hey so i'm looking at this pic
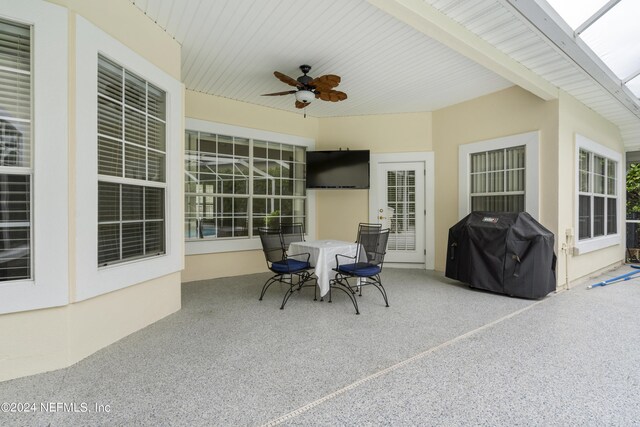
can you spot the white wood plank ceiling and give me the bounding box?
[130,0,640,149]
[130,0,512,117]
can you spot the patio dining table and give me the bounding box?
[288,239,363,297]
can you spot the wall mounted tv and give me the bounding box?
[305,150,370,189]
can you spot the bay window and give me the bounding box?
[75,16,182,301]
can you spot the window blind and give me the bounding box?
[0,19,31,282]
[97,55,166,266]
[470,146,525,213]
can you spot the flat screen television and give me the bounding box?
[305,150,370,189]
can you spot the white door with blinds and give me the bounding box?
[375,162,426,264]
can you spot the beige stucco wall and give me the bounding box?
[432,86,560,272]
[1,273,180,381]
[0,0,182,382]
[315,113,432,240]
[557,90,625,284]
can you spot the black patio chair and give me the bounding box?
[355,223,382,251]
[280,222,305,252]
[329,227,390,314]
[257,227,316,309]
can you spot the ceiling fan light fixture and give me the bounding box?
[295,90,314,104]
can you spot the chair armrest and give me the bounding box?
[286,252,310,263]
[335,253,356,268]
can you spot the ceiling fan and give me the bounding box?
[261,64,347,109]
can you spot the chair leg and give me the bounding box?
[329,284,360,314]
[259,276,279,301]
[280,285,295,309]
[349,275,389,308]
[281,273,301,309]
[370,275,389,307]
[329,276,360,314]
[280,271,317,309]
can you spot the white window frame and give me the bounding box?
[574,134,622,255]
[458,131,539,220]
[75,16,183,302]
[0,0,68,314]
[185,118,315,255]
[96,54,167,266]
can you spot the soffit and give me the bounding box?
[423,0,640,149]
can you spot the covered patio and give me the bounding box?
[2,267,639,425]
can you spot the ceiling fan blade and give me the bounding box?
[295,100,308,109]
[310,74,341,89]
[317,91,330,101]
[274,71,302,88]
[261,90,297,96]
[330,90,347,102]
[317,89,347,102]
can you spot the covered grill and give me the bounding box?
[445,212,556,299]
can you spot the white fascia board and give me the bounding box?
[366,0,558,101]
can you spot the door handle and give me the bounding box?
[379,216,386,220]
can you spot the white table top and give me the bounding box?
[289,240,360,297]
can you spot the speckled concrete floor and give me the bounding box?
[1,266,639,426]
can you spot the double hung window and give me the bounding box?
[185,131,306,241]
[0,19,31,282]
[458,131,539,220]
[578,148,617,240]
[97,55,166,266]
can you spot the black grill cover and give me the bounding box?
[445,211,556,299]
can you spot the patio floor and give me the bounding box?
[1,266,639,426]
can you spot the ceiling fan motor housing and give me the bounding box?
[299,64,311,74]
[297,64,313,87]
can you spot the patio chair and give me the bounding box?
[257,227,316,309]
[329,227,390,314]
[280,222,305,252]
[355,222,382,252]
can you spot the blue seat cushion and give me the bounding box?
[337,262,381,277]
[271,259,311,274]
